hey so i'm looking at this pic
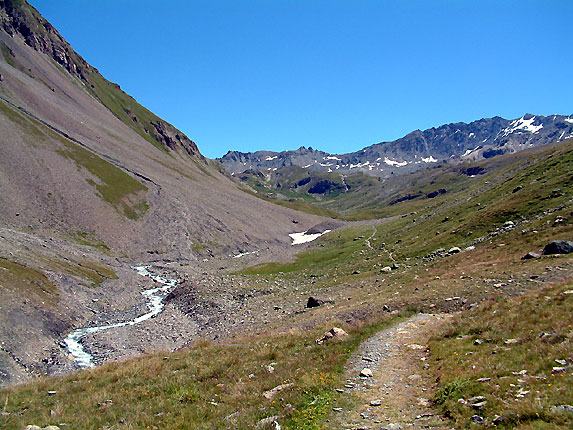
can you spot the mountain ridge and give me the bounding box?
[219,113,573,177]
[0,0,203,158]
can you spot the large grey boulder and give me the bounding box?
[543,240,573,255]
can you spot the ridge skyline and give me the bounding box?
[27,0,573,158]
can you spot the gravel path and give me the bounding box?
[334,313,453,430]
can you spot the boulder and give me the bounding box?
[543,240,573,255]
[521,252,540,260]
[359,368,373,377]
[256,416,281,429]
[306,296,333,308]
[448,247,461,254]
[316,327,348,344]
[262,383,294,400]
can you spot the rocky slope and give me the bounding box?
[219,114,573,177]
[0,0,325,386]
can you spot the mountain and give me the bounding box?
[0,0,323,386]
[219,114,573,176]
[0,3,572,427]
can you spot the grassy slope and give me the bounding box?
[0,314,411,430]
[0,141,571,428]
[430,281,572,429]
[0,98,149,220]
[239,140,573,222]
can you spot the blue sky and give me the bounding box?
[30,1,572,158]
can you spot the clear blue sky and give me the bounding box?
[29,0,572,158]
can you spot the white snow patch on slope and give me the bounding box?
[463,146,481,157]
[350,161,370,169]
[324,155,342,161]
[289,230,331,245]
[421,156,437,163]
[502,116,543,136]
[383,157,408,167]
[565,118,573,124]
[265,155,278,161]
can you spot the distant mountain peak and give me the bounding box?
[219,114,573,176]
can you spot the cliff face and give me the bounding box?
[0,0,90,79]
[0,0,203,158]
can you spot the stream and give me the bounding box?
[64,265,178,368]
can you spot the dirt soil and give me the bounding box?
[334,313,454,430]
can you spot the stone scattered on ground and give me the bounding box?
[25,427,60,430]
[256,415,281,429]
[551,404,573,414]
[359,368,373,377]
[306,296,333,308]
[369,399,382,406]
[381,424,403,430]
[262,383,293,400]
[521,252,541,260]
[543,240,573,255]
[316,327,348,344]
[471,400,488,409]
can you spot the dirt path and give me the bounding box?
[334,313,453,430]
[364,226,377,250]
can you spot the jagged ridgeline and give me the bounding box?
[219,114,573,177]
[0,0,202,156]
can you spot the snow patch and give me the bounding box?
[502,116,543,136]
[289,230,331,245]
[233,250,258,258]
[324,155,341,161]
[383,157,408,167]
[421,156,437,163]
[349,161,370,169]
[462,146,481,157]
[265,155,278,161]
[564,118,573,124]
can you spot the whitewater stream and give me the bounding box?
[64,265,178,368]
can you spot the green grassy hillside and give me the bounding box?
[1,137,570,430]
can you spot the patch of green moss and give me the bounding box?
[69,231,110,252]
[0,257,57,304]
[48,257,118,288]
[57,139,148,219]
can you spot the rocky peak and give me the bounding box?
[219,114,573,176]
[0,0,90,80]
[0,0,203,160]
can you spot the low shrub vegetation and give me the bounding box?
[429,281,573,428]
[0,314,406,429]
